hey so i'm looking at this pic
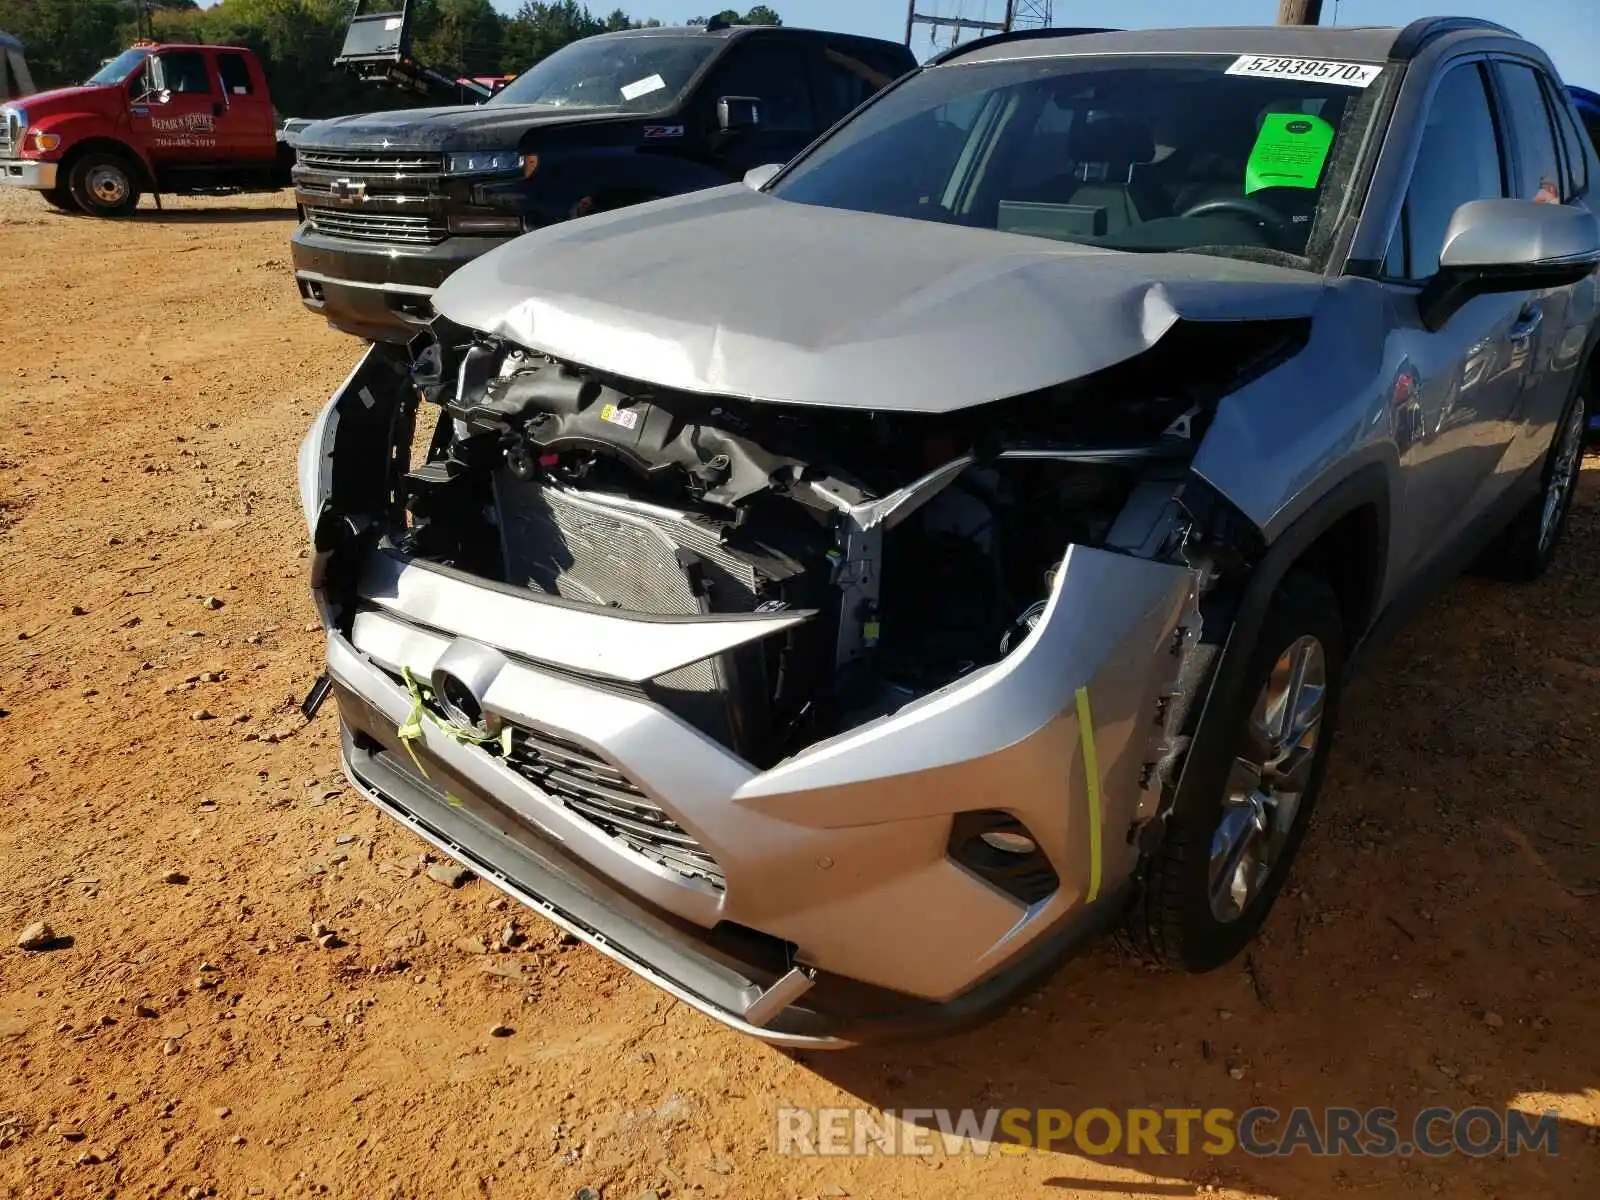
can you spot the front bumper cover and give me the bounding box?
[1,159,58,189]
[305,348,1201,1043]
[290,223,510,343]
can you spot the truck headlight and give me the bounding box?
[443,150,528,176]
[30,132,61,153]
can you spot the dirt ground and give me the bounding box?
[0,187,1597,1200]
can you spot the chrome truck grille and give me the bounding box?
[492,474,766,750]
[0,110,17,158]
[504,724,725,890]
[305,207,447,245]
[296,149,443,177]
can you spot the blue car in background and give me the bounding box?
[1573,85,1600,141]
[1571,86,1600,433]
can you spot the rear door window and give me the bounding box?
[816,43,897,127]
[1494,61,1564,204]
[218,52,253,97]
[1542,78,1590,198]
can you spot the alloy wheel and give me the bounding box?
[1208,634,1327,923]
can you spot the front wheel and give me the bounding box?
[67,152,142,218]
[1131,570,1346,971]
[42,182,80,213]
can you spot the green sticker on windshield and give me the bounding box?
[1245,113,1335,195]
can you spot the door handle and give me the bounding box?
[1510,302,1543,342]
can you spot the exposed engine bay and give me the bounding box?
[381,317,1299,767]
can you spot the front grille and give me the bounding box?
[494,477,761,617]
[298,180,431,206]
[367,657,726,891]
[297,148,443,177]
[305,207,447,245]
[504,724,726,892]
[492,476,765,750]
[0,111,16,158]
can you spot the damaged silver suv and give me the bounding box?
[299,20,1600,1046]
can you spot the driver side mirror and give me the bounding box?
[1419,198,1600,331]
[717,96,762,133]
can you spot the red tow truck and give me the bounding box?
[0,41,295,216]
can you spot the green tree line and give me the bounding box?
[0,0,781,118]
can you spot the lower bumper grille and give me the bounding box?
[369,659,725,891]
[504,725,725,891]
[305,206,447,245]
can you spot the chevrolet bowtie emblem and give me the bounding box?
[329,178,367,201]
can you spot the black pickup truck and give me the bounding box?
[289,22,917,342]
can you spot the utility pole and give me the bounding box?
[904,0,1053,48]
[1276,0,1324,24]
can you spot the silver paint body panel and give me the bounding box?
[331,545,1194,1004]
[307,22,1600,1042]
[433,184,1325,413]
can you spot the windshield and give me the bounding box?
[489,35,718,111]
[88,48,148,87]
[771,53,1394,266]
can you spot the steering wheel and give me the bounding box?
[1178,196,1295,250]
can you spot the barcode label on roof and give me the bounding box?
[1226,56,1383,88]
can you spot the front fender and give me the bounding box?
[33,116,155,183]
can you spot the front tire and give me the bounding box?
[67,152,142,218]
[42,182,80,213]
[1474,378,1589,583]
[1131,570,1346,972]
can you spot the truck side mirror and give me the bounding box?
[717,96,762,133]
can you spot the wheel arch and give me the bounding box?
[1158,464,1389,831]
[60,137,155,192]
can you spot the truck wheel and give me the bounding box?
[42,182,81,213]
[1130,570,1346,972]
[1473,377,1589,583]
[67,152,142,218]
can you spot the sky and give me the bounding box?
[193,0,1599,88]
[528,0,1600,87]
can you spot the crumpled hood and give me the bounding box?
[434,184,1330,413]
[299,103,626,152]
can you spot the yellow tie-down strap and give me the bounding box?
[1074,686,1104,903]
[396,665,511,789]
